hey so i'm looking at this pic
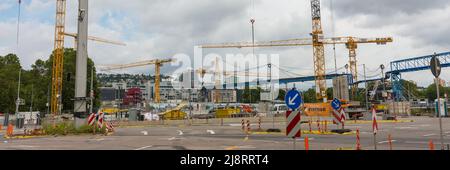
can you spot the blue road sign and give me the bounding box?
[331,98,342,110]
[285,89,302,110]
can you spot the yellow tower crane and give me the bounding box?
[62,32,126,48]
[51,0,66,115]
[201,36,392,96]
[200,0,392,101]
[98,59,174,103]
[51,0,126,115]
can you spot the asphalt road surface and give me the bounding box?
[0,116,449,150]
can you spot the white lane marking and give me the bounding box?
[423,133,436,137]
[141,131,148,135]
[285,138,315,141]
[378,140,397,144]
[206,130,215,135]
[229,124,242,127]
[238,145,256,149]
[395,127,417,129]
[445,131,450,134]
[168,137,185,141]
[177,130,183,135]
[13,145,38,148]
[134,145,153,150]
[405,141,429,144]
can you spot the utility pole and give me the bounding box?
[29,84,34,113]
[436,77,444,150]
[15,69,22,126]
[89,65,94,114]
[363,64,369,111]
[74,0,89,128]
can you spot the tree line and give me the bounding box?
[0,48,100,115]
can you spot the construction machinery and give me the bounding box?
[50,0,126,115]
[51,0,66,115]
[201,0,392,101]
[99,59,174,103]
[159,102,188,120]
[62,32,126,48]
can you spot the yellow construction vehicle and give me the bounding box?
[159,102,188,120]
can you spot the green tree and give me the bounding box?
[303,88,318,103]
[425,83,450,101]
[0,54,22,113]
[276,89,286,101]
[0,49,100,114]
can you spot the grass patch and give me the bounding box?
[42,122,106,136]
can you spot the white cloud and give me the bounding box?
[0,0,448,88]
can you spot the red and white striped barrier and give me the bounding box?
[105,122,115,132]
[286,110,301,138]
[87,113,96,126]
[356,128,361,150]
[97,112,104,129]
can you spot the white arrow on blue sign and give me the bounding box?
[331,98,342,110]
[285,89,302,110]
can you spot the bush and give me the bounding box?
[43,122,106,135]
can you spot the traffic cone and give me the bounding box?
[356,128,361,150]
[305,136,309,151]
[7,124,13,137]
[429,140,435,150]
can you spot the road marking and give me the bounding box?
[168,137,185,141]
[134,145,153,150]
[378,140,396,144]
[229,124,241,127]
[225,146,238,150]
[396,127,417,129]
[423,133,436,137]
[405,141,429,144]
[141,131,148,135]
[445,131,450,134]
[284,138,315,141]
[224,145,256,150]
[177,130,183,135]
[206,130,215,135]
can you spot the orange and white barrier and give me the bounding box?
[356,128,361,150]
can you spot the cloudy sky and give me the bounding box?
[0,0,449,89]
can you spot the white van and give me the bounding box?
[272,104,288,116]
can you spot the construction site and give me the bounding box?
[0,0,450,153]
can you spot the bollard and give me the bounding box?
[241,119,245,131]
[258,117,262,130]
[388,134,393,150]
[247,120,251,133]
[356,128,361,150]
[305,136,309,151]
[324,120,327,132]
[429,140,435,150]
[0,125,2,130]
[317,120,321,133]
[308,120,312,133]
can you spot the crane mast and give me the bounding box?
[51,0,66,115]
[310,0,327,101]
[99,59,174,103]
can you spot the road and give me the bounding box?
[0,116,449,150]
